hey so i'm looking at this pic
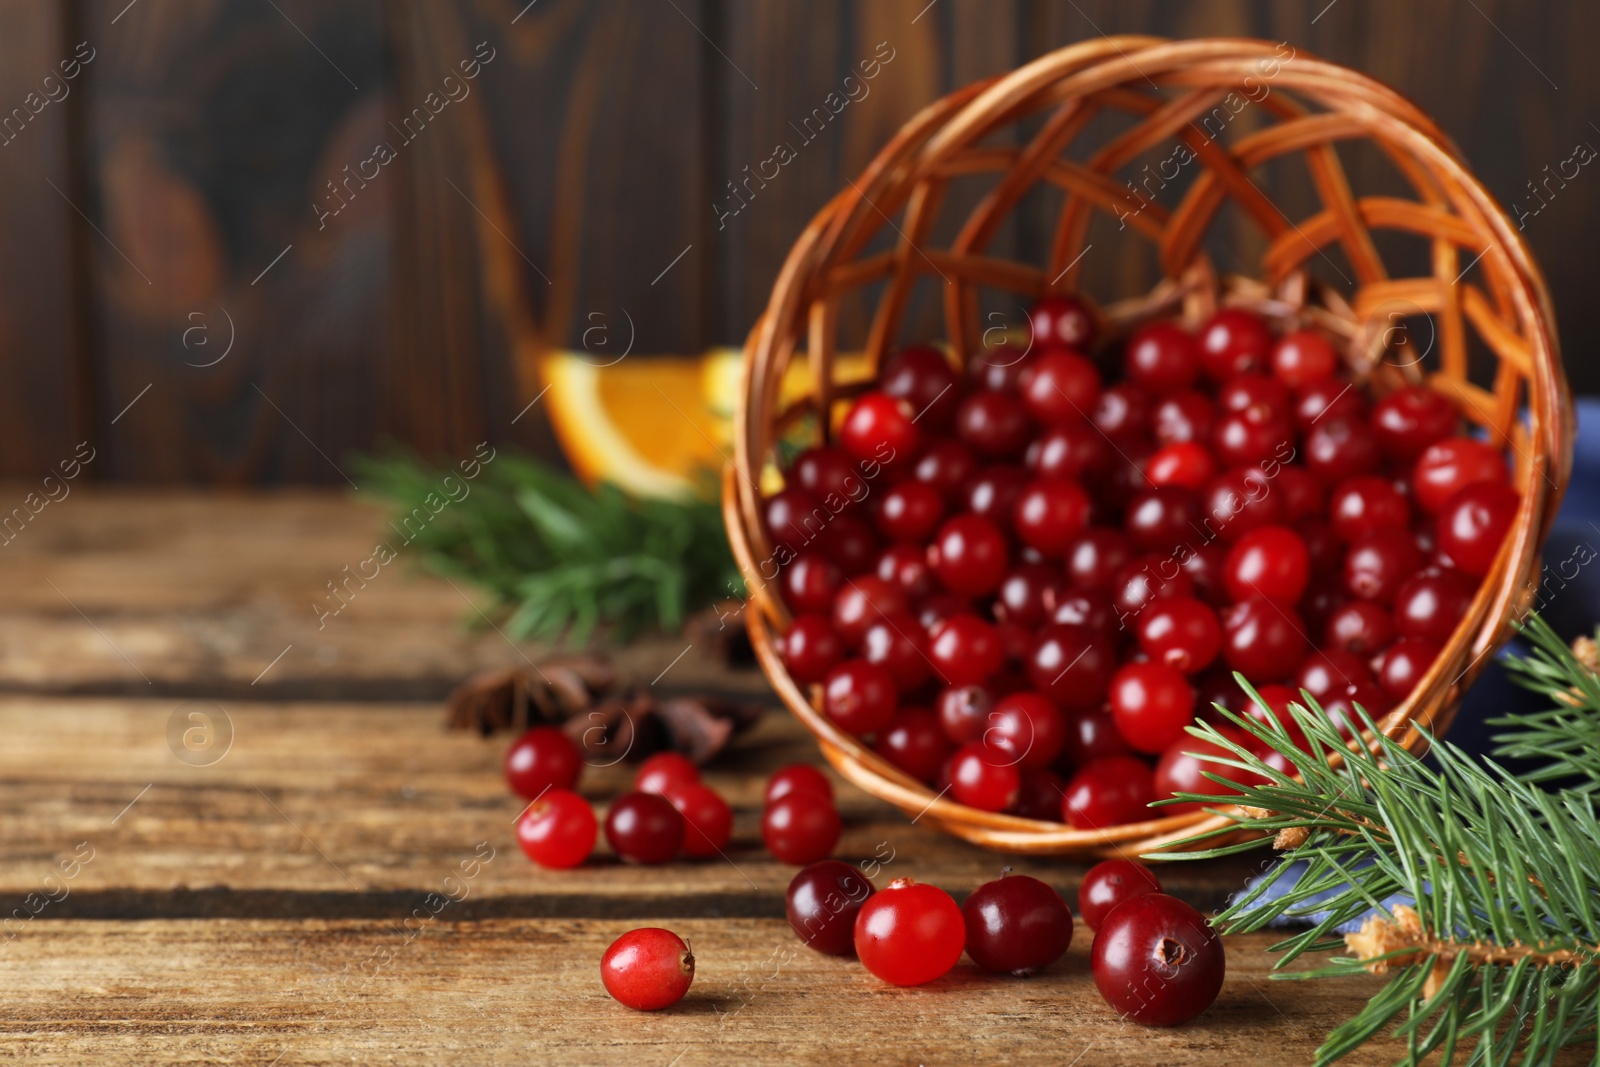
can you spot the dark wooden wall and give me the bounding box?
[0,0,1593,483]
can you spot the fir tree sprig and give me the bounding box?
[1158,653,1600,1067]
[352,449,742,644]
[1494,613,1600,791]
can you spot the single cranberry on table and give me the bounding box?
[984,692,1066,770]
[600,927,695,1011]
[1435,481,1519,576]
[1091,893,1225,1026]
[839,390,919,465]
[1220,597,1307,681]
[1372,385,1457,460]
[1137,596,1222,674]
[665,782,733,859]
[854,877,966,986]
[963,872,1075,975]
[1030,294,1097,349]
[1109,661,1196,754]
[929,514,1009,596]
[831,575,907,644]
[781,614,845,685]
[1125,321,1200,394]
[949,741,1022,812]
[1028,624,1117,712]
[1222,525,1310,604]
[1078,858,1163,930]
[1154,726,1263,815]
[874,708,953,783]
[1019,347,1103,424]
[504,726,582,799]
[634,751,699,795]
[1063,755,1156,829]
[604,792,684,865]
[515,789,596,870]
[762,790,841,865]
[1392,568,1476,643]
[1343,527,1424,604]
[822,660,898,736]
[879,345,960,431]
[861,611,932,693]
[765,764,834,805]
[1270,329,1337,390]
[1013,478,1091,554]
[786,860,876,956]
[1411,436,1507,514]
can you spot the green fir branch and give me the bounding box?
[352,448,742,644]
[1160,653,1600,1067]
[1494,614,1600,791]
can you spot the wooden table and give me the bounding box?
[0,489,1407,1065]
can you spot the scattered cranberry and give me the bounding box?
[765,764,834,805]
[634,751,699,796]
[664,783,733,859]
[963,871,1074,975]
[1078,858,1162,930]
[786,859,875,956]
[854,877,966,986]
[504,726,582,800]
[1063,755,1156,828]
[1091,893,1224,1025]
[604,792,684,865]
[762,791,841,865]
[515,789,596,869]
[600,927,695,1011]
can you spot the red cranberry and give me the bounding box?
[1295,649,1374,704]
[1324,600,1395,656]
[634,751,699,795]
[1062,755,1155,828]
[1124,486,1202,553]
[1152,390,1215,445]
[949,741,1022,811]
[874,707,953,782]
[964,464,1030,534]
[1300,572,1348,632]
[957,389,1033,459]
[879,345,960,431]
[505,726,583,800]
[1012,767,1068,820]
[1343,528,1424,604]
[516,789,596,869]
[1217,372,1290,416]
[1059,705,1134,768]
[766,764,834,805]
[1411,436,1507,514]
[1109,661,1196,754]
[792,446,865,506]
[1392,568,1475,643]
[1435,481,1519,576]
[820,511,880,573]
[1328,475,1410,542]
[1304,417,1381,483]
[765,486,824,554]
[786,860,875,956]
[917,593,971,631]
[1146,442,1216,491]
[1293,377,1366,429]
[929,515,1009,596]
[1276,465,1325,521]
[1197,308,1272,379]
[875,542,936,599]
[840,391,919,466]
[963,872,1074,975]
[1078,858,1162,930]
[1222,525,1310,604]
[1028,420,1108,480]
[1097,437,1156,513]
[783,552,842,613]
[913,440,979,501]
[762,791,841,865]
[928,613,1003,687]
[1111,554,1194,622]
[1030,295,1096,348]
[601,927,695,1010]
[970,345,1036,392]
[873,481,944,543]
[1178,543,1230,606]
[1220,597,1307,680]
[996,563,1064,628]
[1027,624,1117,712]
[1091,893,1224,1025]
[605,793,684,865]
[823,660,898,735]
[1051,587,1118,635]
[831,576,906,644]
[1270,329,1338,390]
[665,782,733,859]
[861,612,932,692]
[1297,517,1343,572]
[985,692,1066,770]
[1212,404,1294,468]
[1375,637,1441,698]
[1092,383,1152,440]
[1125,322,1200,394]
[1014,479,1091,553]
[1137,596,1221,673]
[854,877,965,986]
[1372,385,1456,461]
[782,614,845,684]
[936,684,994,745]
[1019,347,1102,424]
[1064,528,1135,590]
[1155,726,1262,814]
[1201,466,1284,542]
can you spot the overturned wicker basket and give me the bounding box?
[724,37,1571,857]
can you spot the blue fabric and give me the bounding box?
[1247,399,1600,928]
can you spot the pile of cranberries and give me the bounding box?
[771,296,1517,826]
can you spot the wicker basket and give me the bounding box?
[723,37,1572,857]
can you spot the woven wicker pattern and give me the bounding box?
[724,37,1572,856]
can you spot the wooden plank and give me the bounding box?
[0,697,1257,917]
[0,920,1418,1066]
[0,1,89,477]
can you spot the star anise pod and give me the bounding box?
[444,655,616,736]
